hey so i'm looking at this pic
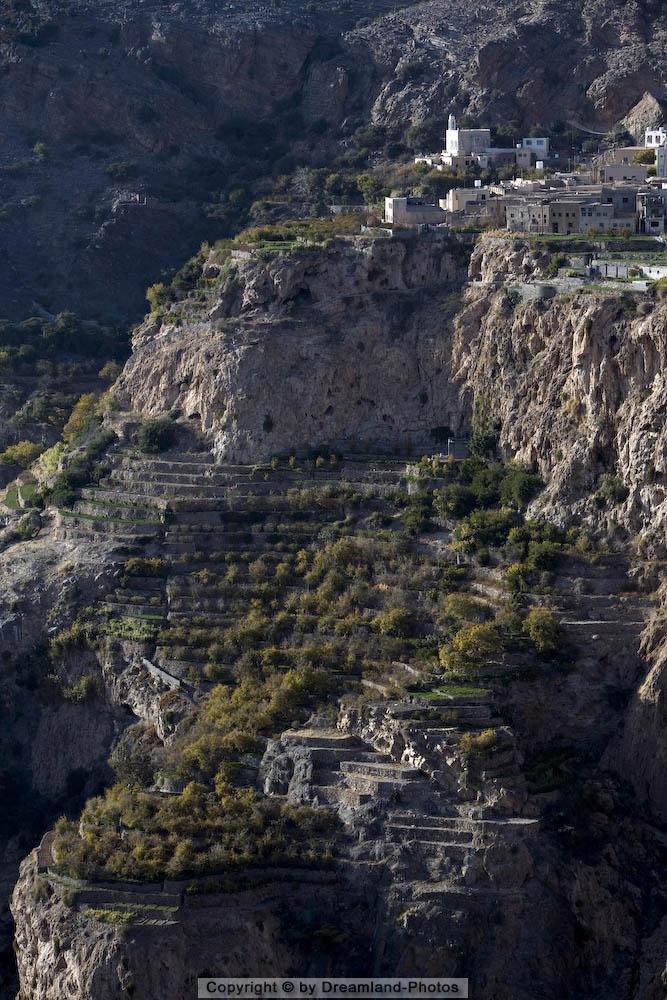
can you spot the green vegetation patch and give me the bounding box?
[83,907,135,925]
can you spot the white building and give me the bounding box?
[445,114,491,157]
[521,137,550,156]
[384,196,446,226]
[657,146,667,177]
[645,127,667,148]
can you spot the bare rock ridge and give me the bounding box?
[455,238,667,548]
[114,233,471,460]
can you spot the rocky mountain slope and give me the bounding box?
[116,232,667,546]
[3,231,667,998]
[350,0,667,131]
[113,232,471,459]
[112,227,667,828]
[2,0,667,323]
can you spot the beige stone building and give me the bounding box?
[384,197,446,226]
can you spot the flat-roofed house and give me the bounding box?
[384,196,446,226]
[602,163,647,184]
[548,200,582,234]
[579,203,616,232]
[521,137,550,156]
[645,127,667,148]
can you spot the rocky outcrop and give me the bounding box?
[114,233,471,461]
[620,92,666,143]
[452,237,667,548]
[115,232,667,546]
[348,0,667,130]
[12,852,377,1000]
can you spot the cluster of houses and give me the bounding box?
[415,114,551,173]
[388,119,667,236]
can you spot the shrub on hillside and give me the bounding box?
[459,728,498,756]
[439,621,502,672]
[433,484,476,518]
[402,494,432,535]
[498,465,542,507]
[63,394,100,443]
[136,418,174,454]
[455,508,522,554]
[594,473,629,507]
[522,607,561,655]
[0,440,44,468]
[99,361,122,381]
[372,607,415,638]
[435,462,541,517]
[146,282,172,314]
[125,557,167,578]
[441,593,488,625]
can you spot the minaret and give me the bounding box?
[445,112,458,155]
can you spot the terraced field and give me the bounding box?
[43,441,656,973]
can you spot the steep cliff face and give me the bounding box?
[12,854,369,1000]
[115,231,667,546]
[348,0,667,129]
[0,518,177,993]
[114,234,471,460]
[454,239,667,547]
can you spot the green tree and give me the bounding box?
[0,440,44,468]
[523,607,561,654]
[357,173,386,205]
[136,418,174,454]
[63,394,99,443]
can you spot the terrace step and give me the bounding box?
[340,761,422,781]
[306,748,384,766]
[56,518,162,540]
[80,488,168,511]
[412,694,492,706]
[72,885,182,909]
[404,724,463,738]
[387,824,481,846]
[75,501,163,521]
[311,785,342,806]
[402,841,477,860]
[309,767,343,787]
[101,603,166,618]
[119,451,216,466]
[387,813,540,838]
[281,730,362,750]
